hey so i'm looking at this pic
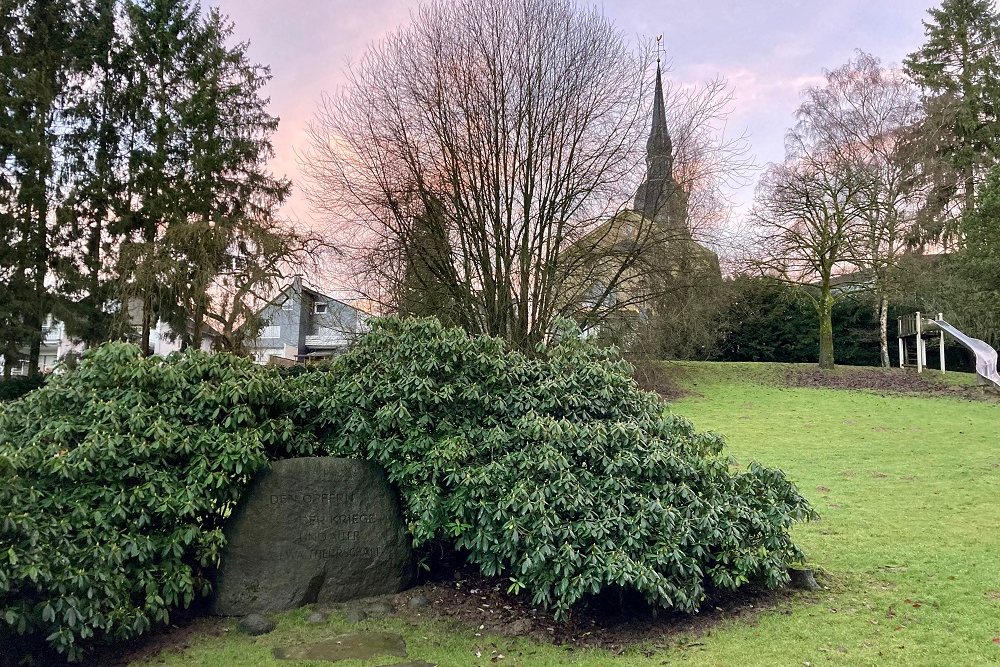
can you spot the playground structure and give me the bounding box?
[898,312,1000,388]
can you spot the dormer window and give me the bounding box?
[314,302,328,314]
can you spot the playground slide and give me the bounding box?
[931,319,1000,389]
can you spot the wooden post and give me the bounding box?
[897,316,904,367]
[939,312,946,374]
[916,312,923,373]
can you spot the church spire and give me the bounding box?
[633,53,676,223]
[647,62,672,161]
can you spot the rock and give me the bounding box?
[506,619,532,636]
[366,601,394,617]
[272,632,407,661]
[788,567,820,591]
[213,458,413,616]
[306,611,328,624]
[408,594,429,610]
[238,614,277,636]
[342,608,368,624]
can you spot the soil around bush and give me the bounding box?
[87,607,226,666]
[391,569,804,653]
[86,568,814,665]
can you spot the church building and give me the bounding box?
[567,58,722,348]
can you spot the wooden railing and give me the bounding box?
[898,313,919,338]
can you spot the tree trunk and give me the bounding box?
[818,283,835,370]
[27,338,41,377]
[141,294,152,356]
[878,294,890,368]
[29,169,48,377]
[964,166,976,226]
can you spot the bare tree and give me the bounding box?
[302,0,666,349]
[748,135,866,369]
[796,52,923,367]
[665,75,755,241]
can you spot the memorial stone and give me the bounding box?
[213,457,413,615]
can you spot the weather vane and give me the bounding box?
[656,34,663,64]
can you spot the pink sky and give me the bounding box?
[213,0,936,288]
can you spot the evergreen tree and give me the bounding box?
[953,165,1000,340]
[120,1,293,352]
[904,0,1000,245]
[59,0,132,346]
[0,0,90,375]
[117,0,204,353]
[160,8,292,349]
[0,5,28,376]
[1,0,296,364]
[398,198,461,326]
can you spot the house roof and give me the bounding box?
[262,278,367,315]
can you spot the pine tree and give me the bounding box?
[156,7,292,349]
[904,0,1000,244]
[59,0,132,346]
[0,0,91,375]
[398,198,461,326]
[956,166,1000,334]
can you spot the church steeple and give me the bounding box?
[633,59,677,224]
[646,62,672,167]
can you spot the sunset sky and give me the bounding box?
[212,0,938,241]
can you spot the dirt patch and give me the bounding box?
[88,570,815,664]
[89,611,225,667]
[631,360,693,402]
[785,367,999,401]
[389,569,808,653]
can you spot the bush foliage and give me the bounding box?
[0,344,314,661]
[296,318,816,618]
[0,375,45,403]
[1,320,815,660]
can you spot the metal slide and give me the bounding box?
[927,319,1000,388]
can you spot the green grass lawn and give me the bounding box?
[131,363,1000,667]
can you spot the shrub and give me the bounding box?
[0,344,314,661]
[714,276,819,363]
[295,317,816,619]
[0,375,45,403]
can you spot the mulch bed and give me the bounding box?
[785,366,999,401]
[88,607,226,666]
[398,570,806,654]
[86,569,814,665]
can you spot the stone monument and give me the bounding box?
[213,457,413,616]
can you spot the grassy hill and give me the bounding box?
[124,363,999,667]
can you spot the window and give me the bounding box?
[261,325,280,339]
[281,298,293,311]
[314,302,328,314]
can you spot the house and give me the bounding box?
[243,278,368,364]
[0,315,83,376]
[122,299,219,356]
[0,304,219,377]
